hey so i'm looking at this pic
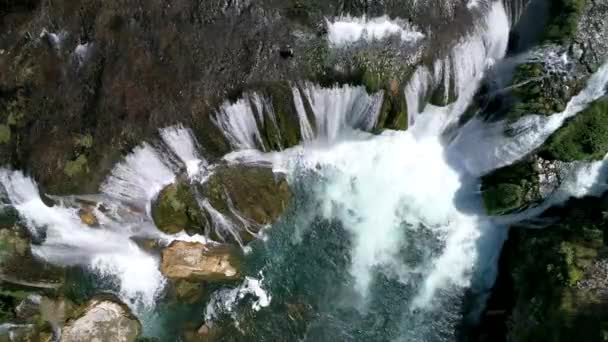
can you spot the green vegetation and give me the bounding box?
[481,159,540,215]
[543,0,587,43]
[540,98,608,162]
[152,181,204,235]
[64,155,89,178]
[0,125,11,144]
[75,134,94,149]
[503,195,608,341]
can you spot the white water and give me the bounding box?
[299,83,384,142]
[160,125,206,179]
[212,95,266,151]
[0,128,216,311]
[0,170,165,309]
[405,0,510,126]
[100,143,175,209]
[450,61,608,176]
[326,16,424,46]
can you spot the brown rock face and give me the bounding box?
[160,241,241,281]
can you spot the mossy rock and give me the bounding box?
[540,98,608,162]
[375,81,408,131]
[497,194,608,341]
[0,227,65,289]
[506,61,585,121]
[481,159,540,215]
[152,181,205,235]
[202,165,292,228]
[543,0,587,43]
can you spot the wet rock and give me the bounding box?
[202,165,291,233]
[77,206,99,227]
[152,181,206,235]
[160,241,242,281]
[60,297,141,342]
[539,98,608,162]
[0,227,64,289]
[481,158,541,215]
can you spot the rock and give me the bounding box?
[202,165,292,242]
[481,158,541,215]
[0,227,64,289]
[78,207,99,227]
[152,181,205,235]
[60,297,141,342]
[160,241,242,281]
[539,98,608,162]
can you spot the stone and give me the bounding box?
[60,297,141,342]
[201,165,292,242]
[152,181,205,235]
[78,207,99,227]
[160,241,241,281]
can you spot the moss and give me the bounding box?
[0,124,11,144]
[540,98,608,162]
[493,193,608,341]
[481,159,540,215]
[64,155,89,178]
[265,82,302,148]
[506,62,583,122]
[74,134,94,149]
[152,182,204,235]
[543,0,587,43]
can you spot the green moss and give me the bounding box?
[543,0,587,43]
[540,98,608,162]
[0,124,11,144]
[75,134,94,149]
[481,159,539,215]
[152,182,204,235]
[64,155,89,178]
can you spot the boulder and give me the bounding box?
[60,297,141,342]
[160,241,241,281]
[202,165,292,238]
[151,181,205,235]
[481,158,541,216]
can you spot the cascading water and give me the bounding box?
[2,0,608,340]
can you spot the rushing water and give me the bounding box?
[1,1,608,341]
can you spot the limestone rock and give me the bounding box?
[60,298,141,342]
[160,241,241,281]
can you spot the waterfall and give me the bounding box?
[299,83,384,142]
[291,87,315,141]
[0,170,166,309]
[100,143,175,210]
[449,61,608,176]
[212,95,266,151]
[159,125,206,179]
[405,0,510,126]
[326,16,424,46]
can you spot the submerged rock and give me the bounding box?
[60,297,141,342]
[160,241,242,281]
